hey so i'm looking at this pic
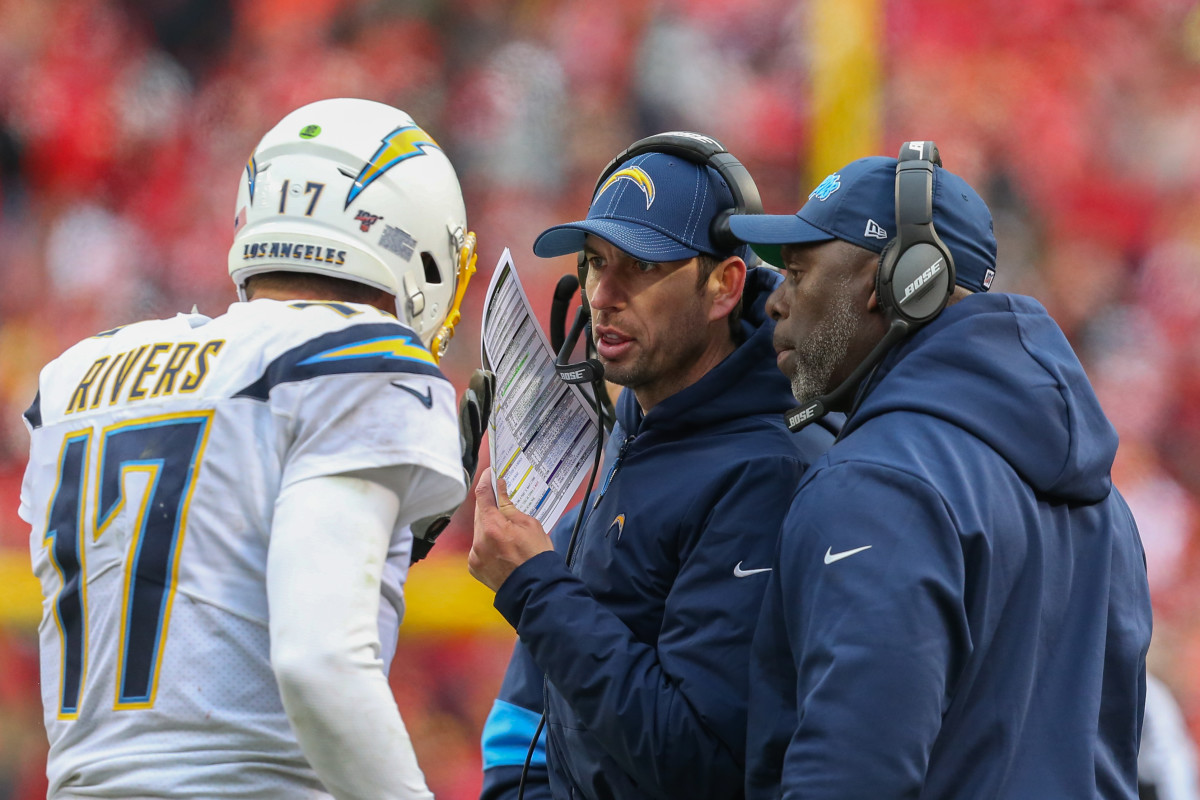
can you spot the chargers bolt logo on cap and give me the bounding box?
[597,166,656,209]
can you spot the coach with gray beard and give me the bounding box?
[731,144,1152,799]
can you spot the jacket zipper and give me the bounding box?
[558,433,633,795]
[593,433,634,508]
[566,433,634,572]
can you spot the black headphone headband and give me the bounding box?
[591,131,764,254]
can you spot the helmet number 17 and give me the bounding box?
[278,180,326,217]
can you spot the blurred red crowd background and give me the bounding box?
[2,0,1200,797]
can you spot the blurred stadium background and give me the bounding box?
[2,0,1200,796]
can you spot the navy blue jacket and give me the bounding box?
[480,268,836,800]
[747,293,1153,799]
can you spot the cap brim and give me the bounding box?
[533,219,700,262]
[728,213,836,268]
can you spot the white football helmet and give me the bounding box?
[228,98,477,359]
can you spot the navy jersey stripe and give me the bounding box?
[234,323,446,401]
[24,390,43,429]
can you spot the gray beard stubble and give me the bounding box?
[790,277,858,404]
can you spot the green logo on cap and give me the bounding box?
[299,125,322,139]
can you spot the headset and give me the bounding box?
[553,131,764,389]
[785,140,956,432]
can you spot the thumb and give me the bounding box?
[495,475,513,508]
[474,467,499,510]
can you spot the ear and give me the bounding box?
[707,256,747,323]
[862,251,883,314]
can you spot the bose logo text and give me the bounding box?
[900,258,944,305]
[663,131,720,148]
[787,405,817,428]
[560,368,587,382]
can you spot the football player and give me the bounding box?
[20,98,486,800]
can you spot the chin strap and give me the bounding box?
[429,230,478,363]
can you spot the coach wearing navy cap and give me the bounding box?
[469,136,835,800]
[733,144,1152,799]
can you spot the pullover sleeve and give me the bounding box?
[479,639,550,800]
[770,463,969,798]
[479,505,587,800]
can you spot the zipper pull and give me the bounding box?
[593,434,633,508]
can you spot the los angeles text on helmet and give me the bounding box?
[241,241,348,265]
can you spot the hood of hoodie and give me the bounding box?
[616,266,799,437]
[845,292,1117,504]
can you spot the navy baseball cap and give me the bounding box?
[533,152,737,262]
[729,156,998,293]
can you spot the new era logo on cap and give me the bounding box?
[864,219,888,240]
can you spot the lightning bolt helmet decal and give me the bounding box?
[245,154,258,203]
[345,125,441,209]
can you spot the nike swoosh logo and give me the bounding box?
[733,561,772,578]
[392,382,433,408]
[824,545,872,565]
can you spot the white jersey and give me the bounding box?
[1139,673,1200,800]
[19,299,465,799]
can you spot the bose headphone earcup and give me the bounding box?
[709,208,737,253]
[878,141,956,327]
[878,240,953,326]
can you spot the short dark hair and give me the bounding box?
[697,255,744,342]
[243,271,394,308]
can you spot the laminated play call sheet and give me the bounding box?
[480,249,599,530]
